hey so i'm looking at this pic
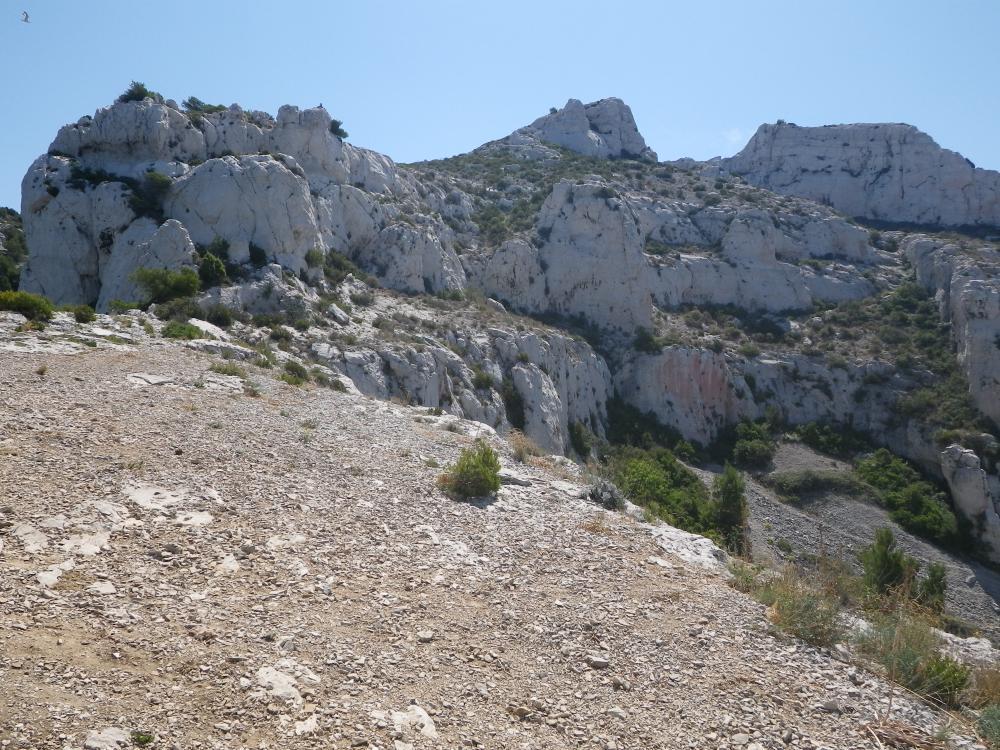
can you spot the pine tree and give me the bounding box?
[714,463,748,555]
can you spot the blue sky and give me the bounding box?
[1,0,998,210]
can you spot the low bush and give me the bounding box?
[437,440,502,498]
[508,430,542,463]
[161,321,202,339]
[133,267,200,305]
[766,469,874,504]
[350,291,375,307]
[202,303,234,328]
[714,464,748,554]
[116,81,163,104]
[329,119,348,139]
[471,367,494,390]
[182,96,226,114]
[500,378,525,429]
[153,296,201,322]
[128,172,172,222]
[64,304,96,323]
[857,611,969,707]
[281,360,310,386]
[210,362,245,378]
[758,571,843,647]
[198,253,228,288]
[860,528,918,594]
[0,290,53,320]
[304,248,324,268]
[796,421,869,458]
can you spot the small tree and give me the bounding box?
[329,119,348,139]
[860,527,918,595]
[714,463,748,555]
[916,562,947,613]
[198,253,228,288]
[133,267,200,305]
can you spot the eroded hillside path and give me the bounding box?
[0,342,972,749]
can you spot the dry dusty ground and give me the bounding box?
[0,314,988,749]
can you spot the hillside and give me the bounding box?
[0,319,987,749]
[3,85,1000,748]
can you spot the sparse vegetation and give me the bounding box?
[437,440,501,498]
[161,321,203,339]
[116,81,163,104]
[757,570,843,647]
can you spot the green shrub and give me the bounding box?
[108,299,140,313]
[116,81,163,104]
[714,464,747,554]
[210,362,245,378]
[979,705,1000,747]
[796,421,869,458]
[133,267,200,304]
[437,440,502,498]
[182,96,226,114]
[324,250,364,285]
[128,172,172,221]
[857,612,969,706]
[766,469,875,504]
[304,248,324,268]
[855,449,959,545]
[733,439,774,469]
[610,446,717,538]
[605,396,683,449]
[281,360,310,385]
[203,303,233,328]
[569,421,593,458]
[471,367,494,390]
[63,304,96,323]
[763,572,843,647]
[634,327,665,353]
[329,119,348,139]
[860,528,918,595]
[349,291,375,307]
[153,296,201,322]
[161,321,202,339]
[198,253,228,288]
[0,290,53,320]
[916,562,947,613]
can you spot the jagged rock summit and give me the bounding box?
[724,121,1000,229]
[499,97,657,161]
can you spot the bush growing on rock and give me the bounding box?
[731,421,776,469]
[134,267,200,305]
[568,420,593,458]
[0,290,53,321]
[128,172,172,222]
[758,570,842,647]
[437,440,501,498]
[63,304,96,323]
[116,81,163,104]
[329,119,348,139]
[161,321,202,339]
[198,253,228,288]
[500,378,525,429]
[182,96,226,114]
[280,360,310,386]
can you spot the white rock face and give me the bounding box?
[354,223,465,294]
[97,219,199,310]
[506,98,657,161]
[533,180,654,330]
[725,122,1000,228]
[940,445,1000,560]
[903,235,1000,424]
[166,155,321,272]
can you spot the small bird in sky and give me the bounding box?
[21,10,30,22]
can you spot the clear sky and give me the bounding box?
[1,0,998,210]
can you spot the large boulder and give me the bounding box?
[940,445,1000,561]
[725,122,1000,228]
[97,219,198,310]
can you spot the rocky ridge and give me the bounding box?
[724,122,1000,229]
[11,89,1000,563]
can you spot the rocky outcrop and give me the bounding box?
[501,98,657,162]
[725,122,1000,228]
[903,235,1000,425]
[940,445,1000,560]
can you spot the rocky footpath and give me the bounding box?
[723,122,1000,229]
[0,320,989,750]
